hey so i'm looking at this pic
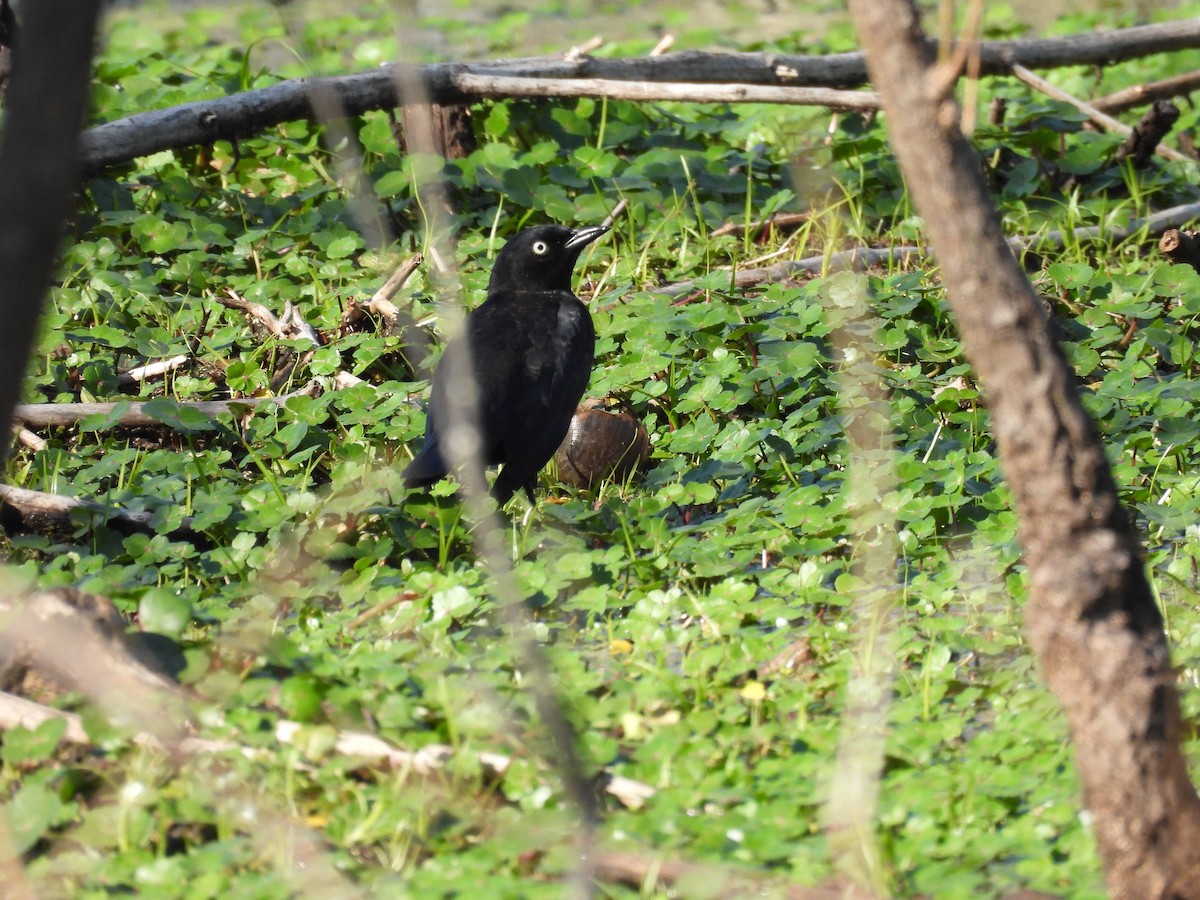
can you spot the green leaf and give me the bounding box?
[138,588,192,637]
[80,401,132,432]
[139,397,217,431]
[1,718,68,765]
[3,780,66,854]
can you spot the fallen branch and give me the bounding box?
[659,245,922,296]
[711,211,809,238]
[12,380,321,429]
[1091,69,1200,115]
[117,354,190,386]
[1012,63,1191,163]
[0,483,202,542]
[341,254,423,336]
[452,73,881,108]
[12,427,44,451]
[1007,198,1200,254]
[219,291,321,345]
[0,691,89,743]
[656,198,1200,297]
[78,21,1200,171]
[0,694,656,809]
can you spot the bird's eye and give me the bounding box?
[531,240,549,256]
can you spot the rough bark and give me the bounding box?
[847,2,1200,897]
[77,20,1200,172]
[0,0,100,463]
[1116,99,1182,168]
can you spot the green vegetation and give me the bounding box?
[4,2,1200,896]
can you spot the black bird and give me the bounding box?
[403,223,610,504]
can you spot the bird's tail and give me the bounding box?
[402,445,447,489]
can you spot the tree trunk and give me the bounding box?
[846,2,1200,897]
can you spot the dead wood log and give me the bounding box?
[77,21,1200,172]
[849,2,1200,896]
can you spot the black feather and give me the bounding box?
[403,223,609,504]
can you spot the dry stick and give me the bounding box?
[711,211,809,238]
[659,197,1200,297]
[1092,69,1200,115]
[451,73,881,109]
[364,253,424,331]
[0,483,201,540]
[12,427,45,451]
[117,354,190,386]
[76,21,1200,172]
[649,34,674,57]
[849,1,1200,895]
[659,245,922,296]
[12,380,321,429]
[1006,198,1200,254]
[601,197,629,229]
[1011,63,1191,163]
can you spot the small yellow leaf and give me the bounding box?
[610,639,634,655]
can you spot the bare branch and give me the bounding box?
[77,21,1200,171]
[1012,63,1191,163]
[0,483,201,541]
[1091,68,1200,114]
[12,381,321,429]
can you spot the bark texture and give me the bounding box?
[0,0,100,462]
[847,2,1200,897]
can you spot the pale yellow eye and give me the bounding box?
[531,240,549,255]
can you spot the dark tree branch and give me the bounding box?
[0,0,101,464]
[78,20,1200,172]
[848,2,1200,896]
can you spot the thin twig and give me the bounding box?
[1011,63,1190,163]
[117,354,190,386]
[1091,69,1200,115]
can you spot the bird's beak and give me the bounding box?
[565,224,611,252]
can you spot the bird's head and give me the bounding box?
[487,223,610,295]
